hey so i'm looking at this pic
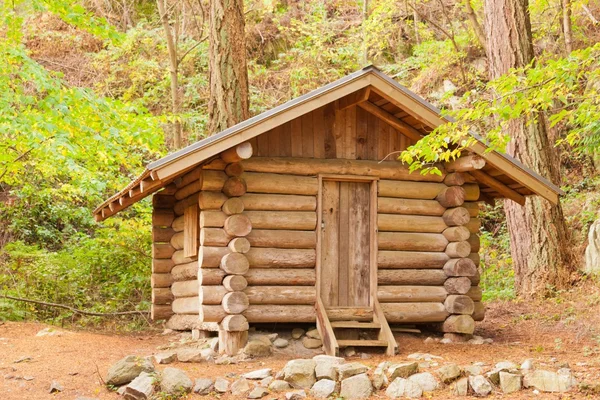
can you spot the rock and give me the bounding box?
[243,369,272,380]
[269,379,292,392]
[452,377,469,396]
[495,361,518,371]
[250,335,272,346]
[310,379,337,398]
[244,340,272,357]
[214,377,230,393]
[292,328,305,339]
[444,333,472,342]
[302,337,322,349]
[75,397,99,400]
[521,359,534,370]
[160,367,192,395]
[373,362,389,390]
[440,338,453,344]
[337,362,368,380]
[123,372,154,400]
[584,219,600,274]
[36,327,64,337]
[13,355,32,363]
[193,378,214,395]
[340,373,372,399]
[344,347,356,357]
[306,329,321,340]
[499,371,522,393]
[231,378,251,396]
[437,363,461,383]
[408,372,438,392]
[314,355,344,381]
[523,369,577,392]
[106,355,155,386]
[274,338,289,348]
[162,328,173,335]
[49,380,64,393]
[267,333,278,342]
[177,349,204,363]
[464,365,483,376]
[209,337,219,352]
[468,337,486,345]
[386,377,423,399]
[388,362,418,380]
[248,386,269,399]
[117,385,127,395]
[285,390,307,399]
[407,353,442,361]
[424,337,436,343]
[259,376,273,387]
[283,359,317,389]
[485,369,502,385]
[468,375,492,396]
[201,347,216,360]
[154,352,176,364]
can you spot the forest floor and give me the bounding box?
[1,282,600,399]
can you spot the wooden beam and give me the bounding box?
[470,169,526,205]
[445,155,486,172]
[358,101,423,142]
[337,87,371,110]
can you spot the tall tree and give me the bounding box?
[485,0,572,297]
[208,0,249,134]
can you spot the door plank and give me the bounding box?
[338,182,350,306]
[321,180,340,306]
[349,182,371,306]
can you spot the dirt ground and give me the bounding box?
[2,284,600,399]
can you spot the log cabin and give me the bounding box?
[94,66,563,356]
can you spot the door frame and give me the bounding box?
[316,174,379,307]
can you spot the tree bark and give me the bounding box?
[561,0,573,54]
[208,0,250,134]
[464,0,487,49]
[485,0,571,297]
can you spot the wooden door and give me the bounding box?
[320,180,372,308]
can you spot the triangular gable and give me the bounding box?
[94,66,562,221]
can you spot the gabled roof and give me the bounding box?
[94,66,563,221]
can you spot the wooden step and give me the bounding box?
[326,307,373,322]
[337,339,389,348]
[330,321,381,329]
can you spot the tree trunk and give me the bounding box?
[485,0,571,297]
[208,0,250,134]
[562,0,573,54]
[464,0,486,49]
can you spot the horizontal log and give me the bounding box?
[222,176,247,197]
[442,207,471,226]
[246,248,316,267]
[222,292,249,314]
[436,186,466,208]
[463,202,480,217]
[174,170,227,200]
[225,162,244,177]
[198,268,225,285]
[246,229,316,249]
[468,234,481,252]
[223,275,248,291]
[153,243,175,259]
[175,167,202,188]
[171,280,199,297]
[151,273,173,288]
[198,191,228,210]
[228,237,251,253]
[200,305,226,322]
[378,214,448,233]
[240,193,316,211]
[172,215,184,232]
[221,142,253,163]
[443,226,471,242]
[243,172,318,195]
[244,268,316,286]
[443,258,477,277]
[464,183,480,201]
[172,296,199,314]
[151,304,173,321]
[220,252,250,275]
[200,210,227,228]
[243,305,316,323]
[327,308,373,322]
[444,277,472,294]
[382,303,450,323]
[166,314,219,331]
[439,314,475,334]
[445,241,472,258]
[377,286,448,303]
[468,252,481,266]
[472,302,485,321]
[153,209,174,227]
[170,231,184,250]
[467,286,483,301]
[443,172,466,186]
[199,246,229,267]
[199,285,227,305]
[153,194,176,209]
[171,261,198,281]
[153,258,174,274]
[245,211,317,230]
[378,269,447,285]
[378,232,448,252]
[241,157,445,182]
[445,155,486,172]
[444,295,474,314]
[174,193,199,216]
[378,197,445,216]
[153,227,175,243]
[152,288,174,305]
[223,214,252,236]
[222,197,244,215]
[220,314,248,332]
[469,269,481,285]
[172,250,196,265]
[379,180,446,199]
[200,228,231,247]
[378,251,450,269]
[244,286,316,305]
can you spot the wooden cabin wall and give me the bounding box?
[248,105,416,161]
[151,191,176,321]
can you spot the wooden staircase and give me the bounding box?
[316,297,398,356]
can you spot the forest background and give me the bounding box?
[1,0,599,329]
